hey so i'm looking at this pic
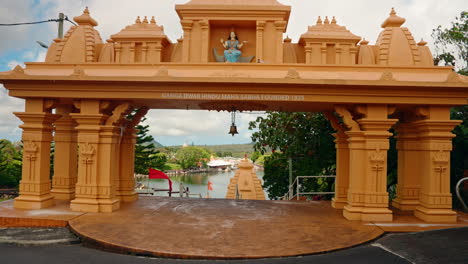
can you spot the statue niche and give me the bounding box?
[214,31,255,63]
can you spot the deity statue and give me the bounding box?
[220,32,248,63]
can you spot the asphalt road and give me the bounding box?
[0,227,467,264]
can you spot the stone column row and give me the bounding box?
[392,107,460,222]
[329,105,460,223]
[14,99,147,213]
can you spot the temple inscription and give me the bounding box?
[161,93,305,101]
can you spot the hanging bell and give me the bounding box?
[228,123,239,136]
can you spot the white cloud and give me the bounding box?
[0,85,23,141]
[7,60,24,69]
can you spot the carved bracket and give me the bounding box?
[106,102,132,126]
[129,107,150,128]
[324,111,346,135]
[335,105,361,131]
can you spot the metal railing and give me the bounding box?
[136,182,202,198]
[282,175,336,201]
[456,177,468,212]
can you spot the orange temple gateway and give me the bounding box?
[0,0,467,223]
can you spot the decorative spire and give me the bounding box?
[284,35,292,43]
[360,38,369,45]
[381,7,406,28]
[316,16,323,25]
[143,16,149,24]
[418,38,428,46]
[324,16,330,24]
[135,16,141,24]
[73,7,98,27]
[150,16,156,24]
[331,16,337,25]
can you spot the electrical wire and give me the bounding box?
[0,16,77,26]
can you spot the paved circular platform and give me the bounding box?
[69,197,384,259]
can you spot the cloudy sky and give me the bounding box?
[0,0,465,146]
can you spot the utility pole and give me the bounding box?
[288,157,293,187]
[58,13,64,38]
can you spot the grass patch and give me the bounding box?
[163,163,182,171]
[0,198,11,202]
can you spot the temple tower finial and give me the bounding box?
[316,16,323,25]
[73,7,98,26]
[381,7,406,28]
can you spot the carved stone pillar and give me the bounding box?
[332,133,350,209]
[70,100,114,212]
[350,46,358,64]
[337,105,397,221]
[274,21,287,64]
[392,122,421,210]
[154,42,163,63]
[256,21,266,62]
[200,20,209,63]
[118,128,138,202]
[70,114,107,212]
[14,99,60,209]
[70,101,132,213]
[98,124,122,210]
[335,44,342,64]
[141,43,148,63]
[324,112,349,209]
[320,44,327,64]
[181,20,193,63]
[412,108,461,222]
[51,104,78,200]
[118,107,148,202]
[304,44,312,64]
[115,43,121,63]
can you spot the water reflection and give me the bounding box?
[146,170,266,199]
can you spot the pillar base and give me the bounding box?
[414,206,457,223]
[118,191,139,203]
[14,194,55,210]
[70,198,120,213]
[331,198,347,209]
[51,189,75,200]
[343,205,393,222]
[392,198,419,211]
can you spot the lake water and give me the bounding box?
[144,170,268,199]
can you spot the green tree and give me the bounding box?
[134,118,166,174]
[0,139,22,188]
[249,112,336,199]
[250,151,261,162]
[432,11,468,209]
[175,146,210,170]
[432,11,467,74]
